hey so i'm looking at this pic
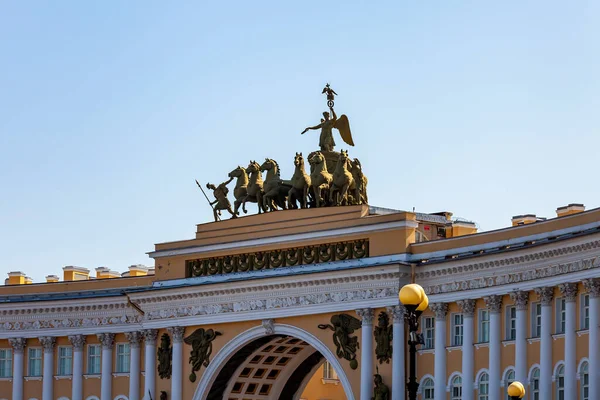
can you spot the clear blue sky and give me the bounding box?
[1,1,598,282]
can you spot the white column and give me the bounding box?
[458,300,476,400]
[559,283,578,397]
[39,336,56,400]
[143,329,158,400]
[9,338,26,400]
[356,308,374,400]
[510,291,528,385]
[168,327,186,400]
[484,295,502,400]
[126,332,143,400]
[534,287,553,400]
[430,303,448,400]
[97,333,115,400]
[387,306,405,400]
[584,279,600,400]
[68,335,86,400]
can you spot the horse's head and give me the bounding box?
[228,165,246,178]
[339,149,349,163]
[294,152,304,168]
[309,151,324,165]
[247,160,260,174]
[260,158,276,172]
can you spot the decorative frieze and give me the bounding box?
[559,282,579,302]
[484,295,503,314]
[186,239,369,277]
[457,299,476,316]
[534,287,555,306]
[68,335,86,350]
[97,333,115,349]
[429,303,449,320]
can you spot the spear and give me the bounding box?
[195,179,221,221]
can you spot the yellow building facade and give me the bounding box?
[0,202,598,400]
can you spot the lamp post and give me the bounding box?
[399,283,429,400]
[507,381,526,400]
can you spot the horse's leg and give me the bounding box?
[288,188,294,209]
[302,185,308,209]
[341,183,349,206]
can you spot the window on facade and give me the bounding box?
[451,376,462,400]
[479,309,489,343]
[530,368,540,400]
[57,346,73,376]
[581,294,590,330]
[87,345,101,374]
[0,349,12,378]
[555,365,565,400]
[556,298,566,334]
[422,317,435,349]
[116,343,130,373]
[506,306,516,340]
[531,302,541,337]
[422,378,434,400]
[28,348,42,377]
[452,314,464,346]
[478,372,489,400]
[580,362,589,400]
[323,361,338,380]
[504,369,515,400]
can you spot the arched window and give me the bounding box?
[422,378,434,400]
[451,376,462,400]
[478,372,489,400]
[580,362,589,400]
[555,365,565,400]
[530,368,540,400]
[504,369,515,400]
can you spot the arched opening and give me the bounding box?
[193,324,354,400]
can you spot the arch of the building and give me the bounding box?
[475,368,489,385]
[552,361,565,380]
[192,323,355,400]
[577,357,589,378]
[293,359,327,400]
[446,371,462,392]
[113,396,128,400]
[85,396,100,400]
[57,397,70,400]
[527,364,541,385]
[501,365,515,387]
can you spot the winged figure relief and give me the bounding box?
[318,314,362,369]
[184,328,222,382]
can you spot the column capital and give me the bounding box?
[386,305,406,323]
[97,333,115,350]
[457,299,477,316]
[125,331,143,348]
[510,290,529,310]
[583,278,600,298]
[535,287,555,306]
[39,336,56,353]
[484,294,503,313]
[429,302,449,320]
[167,327,186,344]
[9,337,26,353]
[356,308,375,325]
[68,334,86,351]
[559,282,578,302]
[143,329,159,345]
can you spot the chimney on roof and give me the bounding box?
[95,267,120,279]
[7,271,27,285]
[511,214,546,226]
[128,265,148,277]
[46,275,59,283]
[556,203,585,218]
[63,266,90,281]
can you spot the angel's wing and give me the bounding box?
[183,328,205,345]
[338,314,362,333]
[333,115,354,146]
